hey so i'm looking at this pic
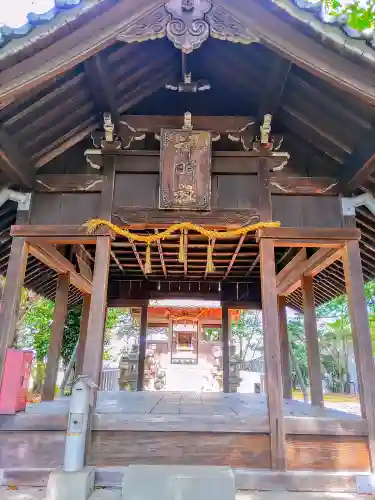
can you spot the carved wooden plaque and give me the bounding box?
[159,129,212,210]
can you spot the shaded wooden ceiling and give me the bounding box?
[0,0,375,309]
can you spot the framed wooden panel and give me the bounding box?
[159,129,212,210]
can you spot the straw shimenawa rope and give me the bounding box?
[85,219,280,274]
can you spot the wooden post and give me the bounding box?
[343,240,375,470]
[278,296,292,399]
[76,294,91,376]
[137,304,148,391]
[222,304,230,393]
[82,236,111,386]
[0,237,28,386]
[301,274,324,407]
[41,273,70,401]
[259,238,286,470]
[258,158,272,221]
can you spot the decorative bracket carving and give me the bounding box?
[91,113,146,151]
[117,0,259,53]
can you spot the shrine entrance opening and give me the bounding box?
[171,320,198,365]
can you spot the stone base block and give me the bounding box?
[46,466,95,500]
[122,465,235,500]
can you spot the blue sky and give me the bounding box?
[0,1,55,27]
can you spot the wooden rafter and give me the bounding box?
[154,229,167,279]
[128,238,147,279]
[0,127,35,187]
[0,0,166,103]
[224,235,245,280]
[340,127,375,193]
[217,0,375,105]
[27,240,91,294]
[110,250,125,273]
[258,55,291,121]
[246,253,260,277]
[84,52,120,126]
[277,247,343,296]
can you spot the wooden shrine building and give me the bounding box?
[1,0,375,487]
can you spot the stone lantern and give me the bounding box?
[118,344,139,391]
[229,344,242,393]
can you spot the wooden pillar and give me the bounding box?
[343,240,375,469]
[259,238,286,470]
[75,294,91,376]
[0,237,28,387]
[82,236,111,386]
[137,304,148,391]
[302,274,324,407]
[258,158,272,221]
[278,296,292,399]
[222,305,230,393]
[41,273,70,401]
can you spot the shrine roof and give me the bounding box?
[0,0,374,309]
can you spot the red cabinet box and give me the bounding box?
[0,349,33,414]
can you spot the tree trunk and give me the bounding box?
[289,344,309,403]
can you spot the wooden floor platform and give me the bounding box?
[0,392,370,474]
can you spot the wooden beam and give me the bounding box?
[137,304,148,391]
[276,249,306,286]
[278,296,292,399]
[84,53,120,125]
[154,229,167,279]
[257,228,361,242]
[340,127,375,193]
[0,237,28,386]
[11,224,111,243]
[41,274,70,401]
[259,238,286,470]
[123,115,255,134]
[258,56,291,120]
[222,305,230,394]
[28,241,91,294]
[277,248,342,296]
[302,274,324,407]
[342,240,375,470]
[76,294,91,376]
[224,235,245,279]
[82,236,111,386]
[0,127,35,188]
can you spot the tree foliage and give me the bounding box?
[324,0,375,31]
[231,310,263,361]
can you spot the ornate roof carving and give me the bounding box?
[112,0,259,53]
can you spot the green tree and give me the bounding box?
[231,310,263,361]
[287,314,309,387]
[61,307,82,367]
[324,0,375,31]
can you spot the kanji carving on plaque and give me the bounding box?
[160,127,212,210]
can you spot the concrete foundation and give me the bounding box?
[121,465,235,500]
[46,466,95,500]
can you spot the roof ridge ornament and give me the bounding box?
[116,0,259,53]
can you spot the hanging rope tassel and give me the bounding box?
[145,243,152,274]
[178,229,185,264]
[206,239,215,274]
